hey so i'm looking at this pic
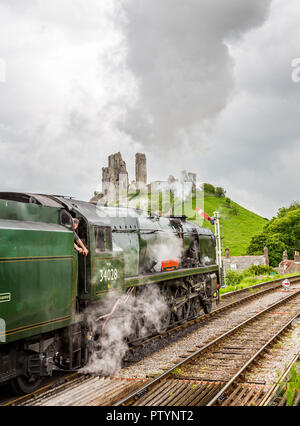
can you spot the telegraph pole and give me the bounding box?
[195,207,224,286]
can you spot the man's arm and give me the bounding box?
[74,243,83,254]
[77,238,89,256]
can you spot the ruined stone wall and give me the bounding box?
[102,152,129,201]
[181,170,197,191]
[99,152,198,204]
[135,153,147,186]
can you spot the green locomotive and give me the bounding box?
[0,192,220,393]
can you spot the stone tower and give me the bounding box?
[135,153,147,187]
[181,170,197,192]
[102,152,129,201]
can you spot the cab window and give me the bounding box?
[94,226,112,253]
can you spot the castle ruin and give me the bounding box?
[135,153,147,188]
[101,152,129,202]
[91,151,198,205]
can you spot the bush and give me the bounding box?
[225,197,231,208]
[242,277,261,285]
[203,183,216,194]
[225,265,278,287]
[215,187,226,198]
[246,265,277,276]
[229,205,238,216]
[225,270,243,286]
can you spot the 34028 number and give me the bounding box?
[99,268,118,282]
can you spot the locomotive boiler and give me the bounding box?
[0,192,220,393]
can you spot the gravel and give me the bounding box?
[116,282,300,379]
[245,318,300,386]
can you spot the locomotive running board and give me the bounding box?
[124,265,218,288]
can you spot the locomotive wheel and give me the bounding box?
[129,318,142,342]
[128,316,147,342]
[11,375,42,395]
[156,309,171,333]
[190,296,202,318]
[203,301,212,314]
[174,287,191,323]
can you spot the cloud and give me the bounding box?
[190,0,300,218]
[118,0,271,158]
[2,0,297,220]
[0,0,139,199]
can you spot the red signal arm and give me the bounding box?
[195,207,215,225]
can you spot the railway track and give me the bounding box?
[6,376,150,407]
[260,351,300,406]
[124,276,300,363]
[115,288,300,406]
[2,276,299,406]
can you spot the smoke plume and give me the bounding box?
[119,0,271,157]
[81,285,169,376]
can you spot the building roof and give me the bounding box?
[222,255,266,270]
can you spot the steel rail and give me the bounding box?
[1,373,79,406]
[207,311,300,405]
[259,351,300,406]
[2,276,299,407]
[114,289,300,406]
[126,276,300,351]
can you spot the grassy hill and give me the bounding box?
[187,195,268,256]
[125,190,268,256]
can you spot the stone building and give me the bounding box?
[278,251,300,274]
[222,247,269,273]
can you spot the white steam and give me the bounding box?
[147,232,183,273]
[81,285,169,376]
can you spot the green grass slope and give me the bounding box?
[186,195,268,256]
[125,191,268,257]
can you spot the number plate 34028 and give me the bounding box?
[94,258,122,293]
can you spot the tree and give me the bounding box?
[203,183,215,194]
[277,201,300,218]
[215,187,226,198]
[225,197,231,208]
[247,201,300,267]
[247,234,286,267]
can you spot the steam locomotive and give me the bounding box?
[0,192,220,394]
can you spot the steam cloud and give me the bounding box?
[119,0,271,158]
[82,285,169,376]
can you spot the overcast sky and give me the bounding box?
[0,0,299,218]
